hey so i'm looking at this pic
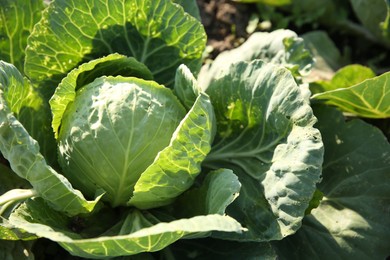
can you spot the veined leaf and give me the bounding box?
[198,29,314,87]
[9,198,244,259]
[0,0,44,73]
[309,64,375,94]
[0,90,101,216]
[0,61,57,166]
[128,92,216,209]
[25,0,206,98]
[312,70,390,118]
[273,105,390,259]
[204,60,324,241]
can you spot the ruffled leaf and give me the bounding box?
[204,60,324,241]
[198,29,314,87]
[273,105,390,259]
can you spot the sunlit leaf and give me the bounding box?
[9,198,244,258]
[25,0,206,98]
[273,105,390,259]
[204,60,323,241]
[0,0,44,72]
[312,70,390,118]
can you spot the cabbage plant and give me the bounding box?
[1,0,389,259]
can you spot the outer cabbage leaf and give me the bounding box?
[198,29,314,87]
[0,61,57,165]
[25,0,206,98]
[273,105,390,259]
[203,60,324,241]
[312,70,390,118]
[8,198,244,259]
[0,219,36,241]
[0,0,44,73]
[174,64,201,109]
[128,92,215,209]
[171,169,241,218]
[58,76,187,207]
[0,90,101,216]
[50,53,153,138]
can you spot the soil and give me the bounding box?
[196,0,251,58]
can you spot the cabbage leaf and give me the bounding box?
[0,82,101,216]
[8,197,244,258]
[129,92,215,209]
[0,61,57,165]
[0,0,44,73]
[198,29,314,88]
[273,105,390,259]
[202,60,324,241]
[25,0,206,98]
[312,70,390,118]
[171,169,241,218]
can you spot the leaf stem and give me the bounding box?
[0,189,37,215]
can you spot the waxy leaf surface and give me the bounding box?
[0,0,44,72]
[203,60,324,241]
[273,105,390,259]
[9,198,244,259]
[25,0,206,98]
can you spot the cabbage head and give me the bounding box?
[58,76,187,207]
[50,54,216,209]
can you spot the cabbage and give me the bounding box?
[1,0,388,258]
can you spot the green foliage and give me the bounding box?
[312,68,390,118]
[0,0,44,73]
[24,0,206,99]
[273,105,390,259]
[0,0,388,258]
